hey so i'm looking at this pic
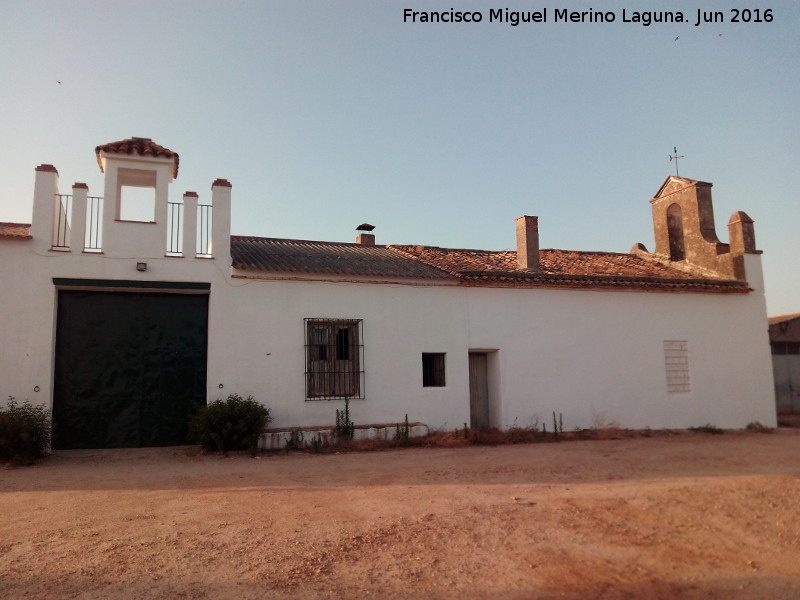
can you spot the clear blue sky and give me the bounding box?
[1,1,798,315]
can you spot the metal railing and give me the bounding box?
[166,201,183,256]
[197,204,213,258]
[85,196,103,252]
[52,194,71,249]
[49,194,213,257]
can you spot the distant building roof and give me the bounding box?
[95,137,179,178]
[769,313,800,326]
[0,222,31,239]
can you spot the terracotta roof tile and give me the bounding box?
[387,245,749,292]
[230,237,457,280]
[0,222,32,239]
[229,237,748,292]
[95,137,179,178]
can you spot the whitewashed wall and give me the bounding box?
[207,276,471,430]
[211,262,775,431]
[0,237,227,409]
[463,254,775,430]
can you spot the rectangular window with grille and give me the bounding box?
[422,353,446,387]
[305,318,364,400]
[664,340,691,394]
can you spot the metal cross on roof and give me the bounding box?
[669,146,685,177]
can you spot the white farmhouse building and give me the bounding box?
[0,138,776,449]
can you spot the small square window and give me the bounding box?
[422,353,446,387]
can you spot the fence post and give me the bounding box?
[31,164,59,253]
[183,192,198,259]
[211,179,231,264]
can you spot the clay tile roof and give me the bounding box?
[387,245,749,292]
[229,236,748,292]
[230,237,456,280]
[0,222,32,239]
[95,137,179,178]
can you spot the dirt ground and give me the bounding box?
[2,429,800,600]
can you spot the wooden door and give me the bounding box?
[469,353,490,429]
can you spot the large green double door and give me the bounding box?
[53,290,209,449]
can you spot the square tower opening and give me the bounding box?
[117,168,156,222]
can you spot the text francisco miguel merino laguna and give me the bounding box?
[403,7,774,27]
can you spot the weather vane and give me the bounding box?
[669,146,685,177]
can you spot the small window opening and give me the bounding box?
[666,203,686,261]
[119,186,155,222]
[422,353,446,387]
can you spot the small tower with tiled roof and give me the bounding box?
[27,137,231,266]
[95,137,179,257]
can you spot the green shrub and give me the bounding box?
[689,423,724,435]
[0,397,52,466]
[746,421,773,433]
[189,394,271,456]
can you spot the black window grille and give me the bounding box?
[422,353,446,387]
[305,318,364,400]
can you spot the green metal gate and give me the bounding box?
[53,290,209,449]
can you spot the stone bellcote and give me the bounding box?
[648,176,759,281]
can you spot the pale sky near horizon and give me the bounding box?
[1,1,798,315]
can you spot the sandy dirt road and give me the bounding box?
[2,429,800,599]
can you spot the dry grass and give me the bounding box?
[277,424,689,455]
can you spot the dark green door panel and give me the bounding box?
[53,291,209,449]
